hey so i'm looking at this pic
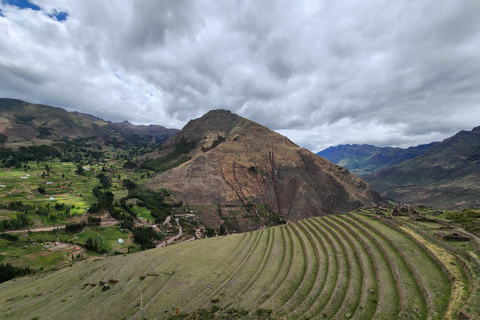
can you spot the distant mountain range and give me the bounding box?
[141,109,385,224]
[364,126,480,210]
[0,98,179,146]
[317,143,438,177]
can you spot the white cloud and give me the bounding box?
[1,0,479,150]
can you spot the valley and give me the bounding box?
[0,100,479,319]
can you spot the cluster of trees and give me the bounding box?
[132,226,163,250]
[0,214,29,232]
[0,263,31,284]
[5,201,34,211]
[0,145,61,168]
[445,209,480,233]
[96,172,111,189]
[204,226,217,238]
[141,137,195,172]
[89,187,115,214]
[85,237,99,252]
[0,233,19,241]
[122,179,137,191]
[125,190,172,224]
[65,222,86,233]
[87,216,101,226]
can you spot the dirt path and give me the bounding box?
[156,218,183,248]
[6,226,65,233]
[6,220,118,233]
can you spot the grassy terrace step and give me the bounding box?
[321,217,363,320]
[335,215,400,319]
[285,220,329,319]
[0,213,474,320]
[205,229,270,308]
[237,227,285,310]
[310,217,350,319]
[180,232,259,312]
[327,216,378,320]
[228,228,275,305]
[300,219,339,319]
[3,244,183,319]
[357,213,470,320]
[459,252,480,318]
[398,225,471,320]
[275,223,317,317]
[252,226,292,309]
[346,214,430,320]
[262,225,306,313]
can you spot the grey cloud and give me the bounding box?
[0,0,479,151]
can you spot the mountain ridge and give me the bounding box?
[0,98,179,146]
[317,142,438,177]
[364,125,480,210]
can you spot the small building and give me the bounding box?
[409,215,436,223]
[46,182,53,185]
[118,239,124,244]
[434,232,471,242]
[49,197,55,201]
[75,247,82,251]
[21,177,28,179]
[0,185,6,188]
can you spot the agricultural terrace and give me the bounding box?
[0,142,172,271]
[0,210,478,320]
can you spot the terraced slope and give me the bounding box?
[0,213,478,320]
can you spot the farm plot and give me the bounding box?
[0,213,475,320]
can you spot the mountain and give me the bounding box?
[317,143,437,177]
[142,110,385,223]
[364,126,480,210]
[0,98,178,146]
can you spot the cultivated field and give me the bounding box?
[0,211,478,320]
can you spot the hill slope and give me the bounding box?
[0,211,477,319]
[317,143,437,177]
[364,126,480,210]
[0,98,178,146]
[142,110,385,222]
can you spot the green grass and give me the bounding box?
[76,226,134,253]
[0,213,474,320]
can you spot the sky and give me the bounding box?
[1,0,480,152]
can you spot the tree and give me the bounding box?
[37,186,45,194]
[85,237,98,252]
[76,165,84,176]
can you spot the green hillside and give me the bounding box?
[317,143,437,177]
[1,209,478,320]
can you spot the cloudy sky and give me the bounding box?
[1,0,480,152]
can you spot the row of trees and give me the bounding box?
[65,222,86,233]
[0,214,29,232]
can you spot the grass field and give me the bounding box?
[0,210,478,320]
[0,158,148,229]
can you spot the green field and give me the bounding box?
[0,157,149,229]
[0,211,478,320]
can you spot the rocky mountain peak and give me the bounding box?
[144,110,385,225]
